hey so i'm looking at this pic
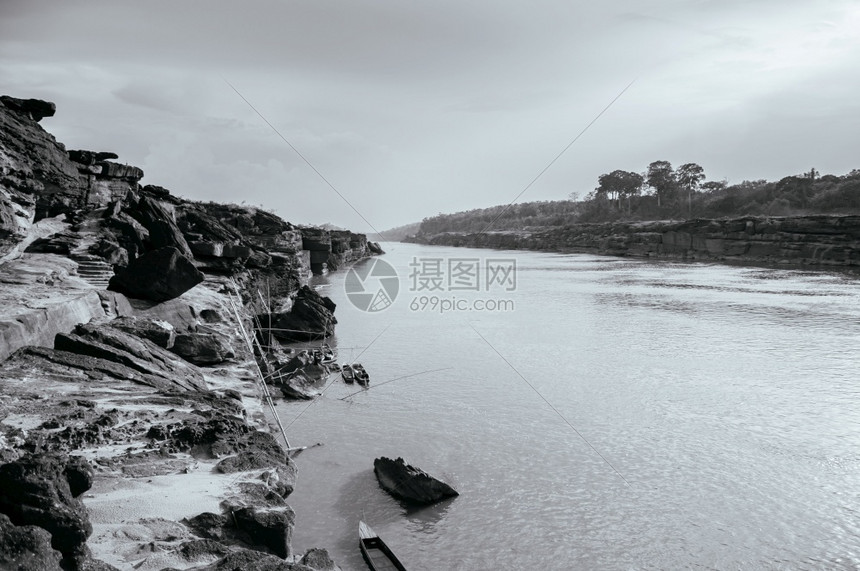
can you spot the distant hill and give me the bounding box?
[409,166,860,238]
[369,221,422,242]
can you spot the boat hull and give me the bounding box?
[359,521,407,571]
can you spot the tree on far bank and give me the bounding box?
[596,169,644,213]
[677,162,705,214]
[646,160,676,208]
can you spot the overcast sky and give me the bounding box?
[2,0,859,233]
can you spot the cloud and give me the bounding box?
[2,0,859,229]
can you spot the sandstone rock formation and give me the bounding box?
[109,246,205,302]
[373,456,459,505]
[255,285,337,343]
[0,94,381,570]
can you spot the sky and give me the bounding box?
[2,0,859,234]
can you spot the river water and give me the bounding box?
[277,243,860,570]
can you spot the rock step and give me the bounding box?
[70,255,114,288]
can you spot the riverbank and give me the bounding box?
[0,96,379,569]
[404,215,860,269]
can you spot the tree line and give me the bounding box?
[580,161,860,223]
[413,163,860,236]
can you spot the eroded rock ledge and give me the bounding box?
[0,96,365,569]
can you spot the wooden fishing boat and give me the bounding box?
[359,521,407,571]
[320,343,336,364]
[342,363,355,383]
[353,363,369,386]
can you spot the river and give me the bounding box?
[277,242,860,570]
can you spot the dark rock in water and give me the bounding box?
[0,95,56,121]
[0,453,93,564]
[368,241,385,254]
[256,286,336,343]
[110,316,176,349]
[172,329,235,366]
[0,513,63,570]
[276,371,321,400]
[109,246,204,302]
[373,456,459,505]
[230,505,295,559]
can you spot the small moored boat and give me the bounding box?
[321,343,336,364]
[359,521,407,571]
[354,363,369,386]
[342,364,355,383]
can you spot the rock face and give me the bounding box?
[0,95,382,570]
[109,246,205,302]
[373,456,459,505]
[407,215,860,268]
[0,513,63,569]
[0,453,94,566]
[171,329,235,365]
[256,286,337,343]
[54,321,207,391]
[0,96,56,122]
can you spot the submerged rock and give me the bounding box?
[373,456,459,506]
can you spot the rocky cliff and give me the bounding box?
[0,95,373,570]
[406,215,860,268]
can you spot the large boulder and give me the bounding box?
[0,513,63,569]
[256,286,336,343]
[231,506,295,559]
[171,328,235,366]
[109,246,204,302]
[127,194,194,258]
[300,548,341,571]
[373,456,459,506]
[0,453,93,564]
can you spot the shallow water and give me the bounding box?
[277,243,860,570]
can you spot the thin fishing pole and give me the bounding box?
[339,367,453,401]
[468,322,631,487]
[222,77,389,242]
[478,79,636,235]
[284,324,391,430]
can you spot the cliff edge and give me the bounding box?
[0,96,367,570]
